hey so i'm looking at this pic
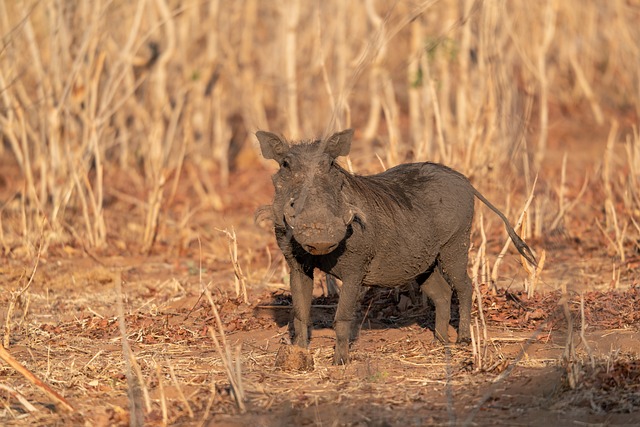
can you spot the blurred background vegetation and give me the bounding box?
[0,0,638,262]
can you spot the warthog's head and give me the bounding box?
[257,129,362,256]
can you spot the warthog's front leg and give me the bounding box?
[333,276,364,365]
[289,267,314,348]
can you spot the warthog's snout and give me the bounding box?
[282,189,359,256]
[290,208,359,255]
[290,217,345,255]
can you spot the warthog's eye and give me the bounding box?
[319,157,333,171]
[280,159,290,169]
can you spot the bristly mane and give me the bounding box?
[334,163,415,214]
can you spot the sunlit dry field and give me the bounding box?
[1,1,639,425]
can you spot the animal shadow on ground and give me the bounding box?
[254,282,463,341]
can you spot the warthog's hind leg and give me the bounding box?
[421,268,452,343]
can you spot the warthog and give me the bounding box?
[256,129,536,365]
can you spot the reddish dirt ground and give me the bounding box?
[1,252,639,426]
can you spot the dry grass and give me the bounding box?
[1,0,640,425]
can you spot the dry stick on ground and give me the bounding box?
[579,293,595,369]
[490,175,538,290]
[523,248,546,298]
[611,261,621,289]
[204,289,246,413]
[115,271,145,426]
[217,227,249,303]
[0,384,38,413]
[0,345,74,412]
[198,375,218,427]
[168,362,194,419]
[560,284,579,390]
[472,249,489,367]
[129,349,152,414]
[519,215,546,298]
[4,269,26,349]
[475,318,483,369]
[154,362,168,427]
[471,213,489,369]
[4,233,42,348]
[469,318,481,372]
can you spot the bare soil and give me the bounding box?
[2,248,639,425]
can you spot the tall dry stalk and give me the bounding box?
[623,128,640,215]
[470,214,489,370]
[534,0,557,168]
[408,17,424,158]
[361,0,385,144]
[283,0,301,139]
[455,0,474,147]
[549,152,590,231]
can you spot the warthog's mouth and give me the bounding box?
[303,242,339,256]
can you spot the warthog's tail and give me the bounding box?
[471,188,538,268]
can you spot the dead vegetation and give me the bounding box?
[1,0,640,425]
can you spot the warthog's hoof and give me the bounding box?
[274,345,314,371]
[333,352,349,365]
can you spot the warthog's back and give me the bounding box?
[345,162,475,286]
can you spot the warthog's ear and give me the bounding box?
[324,129,354,158]
[256,131,289,162]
